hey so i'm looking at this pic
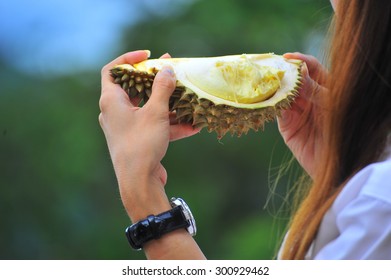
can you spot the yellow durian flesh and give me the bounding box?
[188,55,285,104]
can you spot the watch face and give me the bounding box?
[171,197,197,236]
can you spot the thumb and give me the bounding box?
[146,66,176,112]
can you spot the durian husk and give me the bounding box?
[110,53,303,139]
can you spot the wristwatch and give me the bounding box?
[125,197,197,250]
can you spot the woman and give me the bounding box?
[99,0,391,259]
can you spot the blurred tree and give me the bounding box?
[0,0,331,260]
[117,0,332,259]
[121,0,332,57]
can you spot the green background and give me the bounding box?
[0,0,332,259]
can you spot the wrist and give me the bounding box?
[109,147,171,222]
[125,197,198,253]
[117,171,171,223]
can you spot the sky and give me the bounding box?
[0,0,190,76]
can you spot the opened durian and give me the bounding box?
[111,53,302,138]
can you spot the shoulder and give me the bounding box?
[311,156,391,259]
[360,157,391,203]
[333,156,391,210]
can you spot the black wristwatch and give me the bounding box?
[125,197,197,250]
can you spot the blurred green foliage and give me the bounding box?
[0,0,331,259]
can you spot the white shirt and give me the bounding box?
[278,144,391,260]
[306,154,391,259]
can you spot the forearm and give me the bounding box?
[116,164,206,260]
[144,229,206,260]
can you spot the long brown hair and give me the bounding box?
[281,0,391,259]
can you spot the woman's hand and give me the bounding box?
[99,51,205,259]
[99,50,200,222]
[278,52,328,177]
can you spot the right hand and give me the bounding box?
[277,52,329,177]
[99,51,205,259]
[99,51,200,222]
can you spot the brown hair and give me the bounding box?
[281,0,391,259]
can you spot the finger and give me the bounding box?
[277,107,301,131]
[100,50,151,111]
[283,52,328,86]
[292,62,326,104]
[169,124,201,141]
[159,53,172,59]
[145,66,176,113]
[101,50,151,85]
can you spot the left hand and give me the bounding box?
[278,52,329,177]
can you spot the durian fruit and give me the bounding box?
[111,53,302,138]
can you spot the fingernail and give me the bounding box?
[161,66,175,77]
[144,50,151,58]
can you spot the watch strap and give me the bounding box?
[125,206,189,250]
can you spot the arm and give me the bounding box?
[99,50,205,259]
